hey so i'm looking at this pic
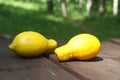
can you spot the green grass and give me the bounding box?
[0,0,85,40]
[0,0,120,41]
[80,15,120,41]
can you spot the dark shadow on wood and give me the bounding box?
[44,51,91,80]
[81,56,104,62]
[59,56,104,63]
[44,51,103,62]
[13,54,44,59]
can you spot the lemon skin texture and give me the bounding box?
[9,31,57,57]
[55,33,101,61]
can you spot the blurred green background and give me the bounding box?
[0,0,120,41]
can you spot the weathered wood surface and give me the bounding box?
[0,35,120,80]
[47,39,120,80]
[110,39,120,45]
[0,36,79,80]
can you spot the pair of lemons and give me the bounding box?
[9,31,101,61]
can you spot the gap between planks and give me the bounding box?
[44,39,120,80]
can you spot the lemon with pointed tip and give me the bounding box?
[9,31,57,57]
[55,33,101,61]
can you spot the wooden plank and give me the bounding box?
[99,41,120,61]
[46,53,90,80]
[0,36,79,80]
[47,40,120,80]
[110,39,120,45]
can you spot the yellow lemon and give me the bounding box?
[55,33,101,61]
[9,31,57,57]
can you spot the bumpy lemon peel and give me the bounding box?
[54,33,101,61]
[9,31,57,57]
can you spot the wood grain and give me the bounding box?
[110,39,120,45]
[1,36,120,80]
[47,40,120,80]
[0,36,79,80]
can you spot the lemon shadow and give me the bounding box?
[66,56,104,62]
[82,56,103,62]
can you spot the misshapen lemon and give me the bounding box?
[55,33,101,61]
[9,31,57,57]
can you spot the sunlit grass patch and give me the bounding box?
[0,0,46,11]
[0,0,120,41]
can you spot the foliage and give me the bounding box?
[0,0,120,41]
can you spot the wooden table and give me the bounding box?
[0,36,120,80]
